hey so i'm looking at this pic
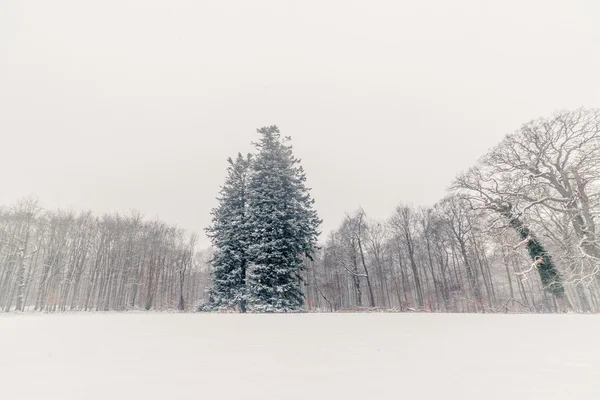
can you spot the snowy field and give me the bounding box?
[1,313,599,399]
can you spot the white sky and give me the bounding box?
[1,0,599,245]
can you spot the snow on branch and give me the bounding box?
[515,257,544,281]
[514,236,533,249]
[343,265,367,278]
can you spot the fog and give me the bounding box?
[1,0,599,243]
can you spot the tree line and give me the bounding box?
[303,108,600,313]
[1,108,599,313]
[0,200,208,312]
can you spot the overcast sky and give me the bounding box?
[1,0,599,245]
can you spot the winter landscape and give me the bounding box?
[2,1,600,399]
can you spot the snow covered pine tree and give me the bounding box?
[205,153,252,312]
[245,126,321,312]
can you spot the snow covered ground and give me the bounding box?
[1,313,599,399]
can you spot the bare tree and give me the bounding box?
[390,206,425,309]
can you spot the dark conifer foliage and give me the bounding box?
[245,126,321,312]
[205,154,252,312]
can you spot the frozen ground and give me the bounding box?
[1,313,599,399]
